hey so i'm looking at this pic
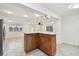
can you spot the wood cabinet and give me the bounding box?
[39,34,56,56]
[32,34,38,49]
[24,33,38,53]
[51,35,56,55]
[40,34,52,55]
[24,33,56,56]
[24,34,33,53]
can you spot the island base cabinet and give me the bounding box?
[32,34,38,49]
[24,33,56,56]
[39,34,56,56]
[51,35,56,56]
[24,34,33,53]
[24,34,38,53]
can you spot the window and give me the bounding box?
[46,26,53,32]
[19,27,22,31]
[9,27,13,31]
[9,26,22,32]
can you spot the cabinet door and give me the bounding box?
[24,34,33,53]
[43,35,52,55]
[32,34,38,49]
[51,35,56,56]
[39,34,44,50]
[39,34,52,56]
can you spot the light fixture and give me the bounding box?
[3,10,13,14]
[7,20,13,22]
[51,21,55,24]
[73,4,79,8]
[69,4,73,9]
[34,14,40,17]
[69,4,79,9]
[23,14,28,17]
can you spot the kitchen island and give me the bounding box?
[24,32,56,56]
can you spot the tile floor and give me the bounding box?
[3,37,79,56]
[56,43,79,56]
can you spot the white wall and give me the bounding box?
[55,19,62,44]
[4,21,25,39]
[61,15,79,46]
[24,20,62,45]
[3,21,30,53]
[24,23,56,33]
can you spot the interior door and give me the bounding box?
[0,19,3,56]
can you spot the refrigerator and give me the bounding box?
[0,19,5,56]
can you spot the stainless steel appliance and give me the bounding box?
[0,19,5,56]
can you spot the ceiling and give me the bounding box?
[0,3,54,25]
[39,3,79,18]
[1,3,77,24]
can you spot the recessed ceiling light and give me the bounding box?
[35,14,40,17]
[51,21,55,24]
[69,4,73,9]
[23,14,28,17]
[7,20,13,22]
[3,10,13,14]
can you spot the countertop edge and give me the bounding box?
[24,33,56,35]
